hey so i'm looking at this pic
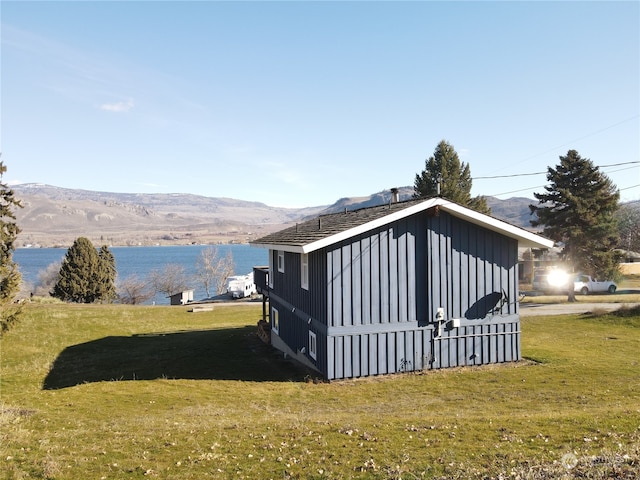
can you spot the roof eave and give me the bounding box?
[251,198,554,253]
[436,202,554,249]
[250,242,305,254]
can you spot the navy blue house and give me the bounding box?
[251,197,553,380]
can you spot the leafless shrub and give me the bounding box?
[194,247,235,298]
[117,274,154,305]
[32,261,61,297]
[149,263,190,297]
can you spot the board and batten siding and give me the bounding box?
[266,248,329,374]
[426,210,520,322]
[266,209,523,380]
[324,215,425,379]
[326,215,423,329]
[323,210,522,380]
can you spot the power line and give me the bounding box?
[490,182,639,198]
[490,185,547,197]
[604,166,640,176]
[474,161,639,181]
[601,161,640,168]
[481,115,640,173]
[475,171,545,180]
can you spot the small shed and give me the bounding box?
[251,196,553,381]
[169,290,193,306]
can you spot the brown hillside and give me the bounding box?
[14,184,323,247]
[13,184,539,248]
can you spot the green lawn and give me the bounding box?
[1,304,639,479]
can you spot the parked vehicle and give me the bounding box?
[573,274,617,295]
[532,268,570,294]
[226,272,257,299]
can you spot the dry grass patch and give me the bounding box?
[1,304,639,479]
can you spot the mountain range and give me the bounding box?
[12,184,537,248]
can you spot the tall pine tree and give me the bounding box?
[98,245,117,303]
[414,140,490,214]
[0,161,23,334]
[53,237,117,303]
[530,150,620,279]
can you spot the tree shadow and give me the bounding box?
[43,325,309,390]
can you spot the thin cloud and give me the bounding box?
[4,24,124,101]
[100,99,134,113]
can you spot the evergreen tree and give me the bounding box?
[0,161,23,334]
[414,140,490,214]
[98,245,117,302]
[530,150,620,280]
[53,237,116,303]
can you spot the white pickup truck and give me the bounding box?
[573,275,617,295]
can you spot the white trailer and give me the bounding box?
[226,272,257,299]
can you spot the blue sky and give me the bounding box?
[2,1,638,208]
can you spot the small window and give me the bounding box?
[277,250,285,273]
[271,307,279,333]
[268,250,274,288]
[309,330,317,360]
[301,253,309,290]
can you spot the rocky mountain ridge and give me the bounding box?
[13,183,537,248]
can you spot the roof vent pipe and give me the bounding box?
[390,187,399,203]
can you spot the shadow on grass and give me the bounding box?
[43,326,308,390]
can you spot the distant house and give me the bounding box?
[518,245,563,284]
[169,290,193,306]
[251,196,553,381]
[617,249,640,275]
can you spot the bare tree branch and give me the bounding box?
[117,274,154,305]
[149,264,189,298]
[194,247,235,298]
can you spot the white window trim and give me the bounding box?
[309,330,317,360]
[268,250,274,288]
[277,250,285,273]
[301,253,309,290]
[271,307,279,334]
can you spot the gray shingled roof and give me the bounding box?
[251,197,554,253]
[251,198,426,247]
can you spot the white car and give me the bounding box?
[573,275,617,295]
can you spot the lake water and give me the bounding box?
[14,244,268,304]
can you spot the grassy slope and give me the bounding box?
[1,304,639,479]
